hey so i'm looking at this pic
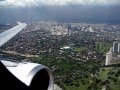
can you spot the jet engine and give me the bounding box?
[0,60,54,90]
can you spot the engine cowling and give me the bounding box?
[1,60,54,90]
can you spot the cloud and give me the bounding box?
[0,0,120,7]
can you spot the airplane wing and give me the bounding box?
[0,22,27,47]
[0,22,29,89]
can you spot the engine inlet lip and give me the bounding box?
[25,65,54,90]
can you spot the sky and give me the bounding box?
[0,0,120,24]
[0,0,120,7]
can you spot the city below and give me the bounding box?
[0,21,120,90]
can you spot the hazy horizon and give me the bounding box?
[0,0,120,24]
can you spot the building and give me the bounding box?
[105,51,112,66]
[105,41,120,66]
[60,46,70,50]
[112,41,120,53]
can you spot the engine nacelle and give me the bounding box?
[1,60,54,90]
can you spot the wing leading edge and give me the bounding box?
[0,22,27,47]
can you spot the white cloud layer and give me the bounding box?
[0,0,120,7]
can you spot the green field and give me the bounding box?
[62,67,120,90]
[95,42,112,53]
[72,47,86,52]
